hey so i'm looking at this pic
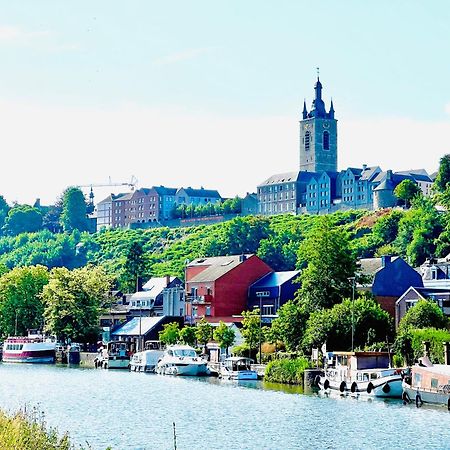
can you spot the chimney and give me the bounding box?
[362,164,367,171]
[386,169,393,180]
[381,255,391,268]
[239,254,247,263]
[423,341,430,358]
[444,342,450,365]
[165,275,171,287]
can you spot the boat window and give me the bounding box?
[431,378,439,389]
[168,350,174,356]
[370,373,378,380]
[173,349,197,358]
[363,373,369,381]
[414,373,422,386]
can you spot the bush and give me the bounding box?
[264,357,311,385]
[394,327,450,365]
[0,407,76,449]
[399,299,448,331]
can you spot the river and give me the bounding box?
[0,364,448,449]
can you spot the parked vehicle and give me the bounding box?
[2,330,56,364]
[156,345,209,376]
[95,341,131,369]
[220,357,258,380]
[316,351,403,398]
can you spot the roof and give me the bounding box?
[360,166,381,182]
[258,171,301,186]
[188,254,255,283]
[395,170,432,182]
[142,276,177,295]
[152,186,177,196]
[347,167,363,177]
[129,291,155,301]
[358,257,399,275]
[111,316,165,336]
[177,187,221,198]
[251,271,300,288]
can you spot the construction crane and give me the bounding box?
[77,175,138,191]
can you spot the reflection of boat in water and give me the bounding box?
[156,345,209,376]
[130,341,164,373]
[316,351,403,398]
[95,341,131,369]
[220,357,258,381]
[2,330,56,364]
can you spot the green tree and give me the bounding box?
[159,322,180,345]
[302,295,393,352]
[179,326,196,346]
[59,187,88,232]
[296,216,357,311]
[120,241,146,293]
[195,318,213,348]
[241,309,262,358]
[0,195,10,233]
[399,299,448,330]
[3,206,43,236]
[0,266,49,338]
[213,321,236,355]
[268,300,308,352]
[394,179,422,208]
[434,154,450,194]
[43,265,112,342]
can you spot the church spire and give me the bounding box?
[302,99,308,119]
[329,98,335,119]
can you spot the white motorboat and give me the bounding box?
[316,351,403,398]
[220,357,258,380]
[155,345,209,376]
[130,341,164,373]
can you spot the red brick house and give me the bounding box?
[185,254,272,321]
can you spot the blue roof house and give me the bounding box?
[248,271,300,321]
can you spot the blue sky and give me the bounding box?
[1,1,450,203]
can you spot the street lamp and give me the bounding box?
[348,277,356,352]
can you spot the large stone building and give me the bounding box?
[258,76,432,216]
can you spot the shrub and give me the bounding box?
[264,357,311,385]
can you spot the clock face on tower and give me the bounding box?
[323,122,330,129]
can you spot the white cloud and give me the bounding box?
[153,47,214,66]
[445,102,450,116]
[0,25,51,43]
[0,100,448,205]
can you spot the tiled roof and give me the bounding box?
[358,257,399,275]
[188,254,254,282]
[177,187,221,198]
[360,166,381,181]
[258,171,301,186]
[152,186,177,196]
[142,276,178,295]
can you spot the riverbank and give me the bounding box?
[0,407,76,450]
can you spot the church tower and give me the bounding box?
[299,75,337,173]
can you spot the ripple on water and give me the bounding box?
[0,364,449,450]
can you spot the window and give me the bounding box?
[323,131,330,150]
[305,131,311,151]
[431,378,439,389]
[205,306,211,316]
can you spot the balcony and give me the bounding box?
[186,294,213,304]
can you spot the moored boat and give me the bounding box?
[316,351,403,398]
[95,341,131,369]
[2,330,56,364]
[155,345,209,376]
[219,357,258,380]
[130,341,164,373]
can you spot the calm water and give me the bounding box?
[0,364,449,450]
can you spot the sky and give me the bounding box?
[1,1,450,204]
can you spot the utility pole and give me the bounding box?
[349,277,356,352]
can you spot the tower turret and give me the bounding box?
[302,100,308,120]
